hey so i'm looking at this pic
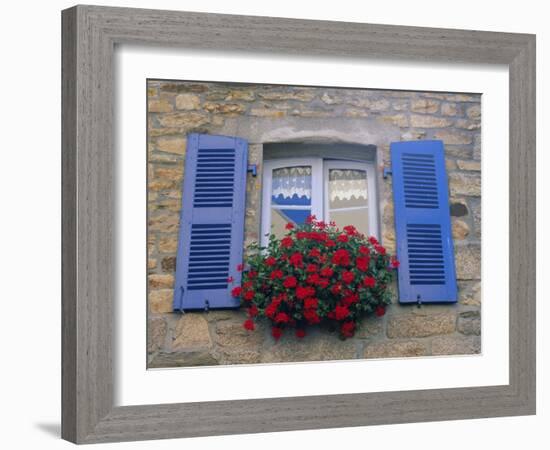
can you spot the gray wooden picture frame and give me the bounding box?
[61,5,536,444]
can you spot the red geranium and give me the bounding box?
[363,276,376,288]
[341,271,355,284]
[281,236,294,248]
[285,222,295,230]
[243,319,255,331]
[270,269,283,280]
[265,256,277,266]
[234,215,396,339]
[271,327,283,340]
[283,276,298,288]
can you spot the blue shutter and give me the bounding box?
[173,133,248,311]
[390,140,457,304]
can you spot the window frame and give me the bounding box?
[261,156,379,247]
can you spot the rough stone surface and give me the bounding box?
[148,274,174,289]
[431,335,481,355]
[410,115,452,128]
[411,99,439,114]
[452,219,470,240]
[457,311,481,335]
[148,317,167,352]
[363,340,428,358]
[149,351,218,368]
[261,331,356,363]
[449,172,481,197]
[387,312,456,338]
[455,246,481,280]
[458,281,481,306]
[172,314,212,350]
[213,319,264,364]
[434,130,473,145]
[155,137,186,155]
[175,93,201,110]
[149,289,173,313]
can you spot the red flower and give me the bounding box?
[243,280,253,289]
[283,276,297,288]
[295,329,306,338]
[342,271,355,284]
[237,263,244,272]
[342,292,359,306]
[363,276,376,288]
[369,236,379,245]
[274,312,290,324]
[306,264,318,273]
[316,220,326,230]
[248,304,259,317]
[265,301,279,318]
[341,321,356,338]
[296,286,315,299]
[296,231,308,240]
[243,319,255,331]
[290,252,304,268]
[332,248,350,266]
[306,214,317,224]
[227,276,234,283]
[243,290,255,301]
[374,244,386,255]
[331,283,342,295]
[304,297,318,309]
[281,236,294,248]
[343,225,357,236]
[337,234,349,243]
[309,248,321,258]
[271,327,283,340]
[325,239,336,248]
[375,305,386,317]
[270,269,283,280]
[356,256,370,272]
[306,273,321,285]
[359,245,370,255]
[333,304,350,320]
[231,286,242,297]
[265,256,277,266]
[320,267,334,278]
[248,271,258,279]
[303,308,320,324]
[390,257,400,269]
[285,222,295,230]
[318,278,329,288]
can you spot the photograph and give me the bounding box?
[146,80,482,368]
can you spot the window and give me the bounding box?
[261,157,378,246]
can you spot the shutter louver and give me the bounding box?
[390,140,458,304]
[173,134,248,310]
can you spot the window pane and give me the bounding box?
[329,208,369,236]
[328,168,368,209]
[272,166,312,206]
[270,207,311,240]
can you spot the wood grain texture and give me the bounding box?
[61,4,536,444]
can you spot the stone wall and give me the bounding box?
[147,80,481,367]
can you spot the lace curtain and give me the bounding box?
[272,166,312,205]
[328,169,368,204]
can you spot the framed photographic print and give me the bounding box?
[62,5,535,444]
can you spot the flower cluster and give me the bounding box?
[233,216,399,340]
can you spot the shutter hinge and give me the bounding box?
[204,299,210,313]
[416,295,422,308]
[247,164,257,177]
[383,167,392,179]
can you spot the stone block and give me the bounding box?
[457,311,481,335]
[149,289,173,313]
[431,335,481,355]
[363,340,428,358]
[172,314,212,349]
[455,245,481,280]
[387,312,456,338]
